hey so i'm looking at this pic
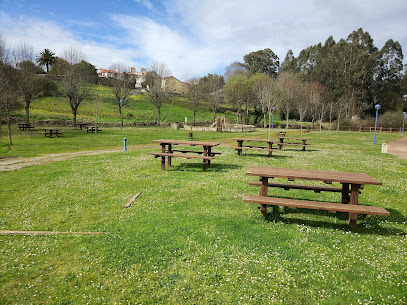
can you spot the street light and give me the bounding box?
[373,104,381,144]
[271,107,275,130]
[402,112,406,135]
[120,99,123,130]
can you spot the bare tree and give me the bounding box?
[224,61,249,80]
[0,33,10,65]
[145,61,171,126]
[186,77,204,125]
[0,64,22,145]
[109,62,132,114]
[14,42,39,122]
[277,72,303,129]
[202,74,224,122]
[60,47,91,126]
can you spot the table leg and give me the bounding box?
[237,140,243,156]
[341,183,350,204]
[302,140,306,151]
[161,156,165,170]
[349,184,361,227]
[260,176,268,217]
[168,144,172,167]
[268,142,273,157]
[207,147,212,166]
[279,139,283,150]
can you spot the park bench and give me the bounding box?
[149,139,220,170]
[233,138,278,157]
[244,166,390,227]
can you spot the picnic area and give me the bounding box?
[1,125,406,304]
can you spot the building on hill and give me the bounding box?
[161,76,189,95]
[97,67,147,88]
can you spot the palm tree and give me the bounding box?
[37,49,56,73]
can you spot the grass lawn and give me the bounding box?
[1,128,406,304]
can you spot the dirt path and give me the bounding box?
[1,137,406,172]
[0,145,153,172]
[387,136,407,160]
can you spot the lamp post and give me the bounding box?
[402,112,406,135]
[373,104,381,144]
[271,106,275,130]
[120,100,123,131]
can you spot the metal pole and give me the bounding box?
[120,100,123,131]
[403,112,406,135]
[123,138,127,152]
[373,104,380,144]
[271,107,275,130]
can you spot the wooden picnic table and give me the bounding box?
[86,126,102,133]
[243,166,389,227]
[276,137,310,151]
[148,139,220,170]
[77,123,88,129]
[232,138,278,157]
[18,123,35,131]
[43,128,63,137]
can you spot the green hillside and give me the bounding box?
[16,85,238,125]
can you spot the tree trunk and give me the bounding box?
[25,103,30,123]
[193,111,196,126]
[212,107,216,123]
[71,106,78,126]
[7,122,12,145]
[156,107,161,126]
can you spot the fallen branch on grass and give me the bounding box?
[0,230,109,236]
[122,191,142,208]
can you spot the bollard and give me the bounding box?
[188,132,193,139]
[123,137,127,152]
[381,143,387,154]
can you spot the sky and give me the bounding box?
[1,0,407,81]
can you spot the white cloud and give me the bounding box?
[0,11,142,69]
[1,0,407,81]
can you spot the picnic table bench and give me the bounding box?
[232,138,278,157]
[243,166,389,227]
[148,139,220,170]
[43,128,63,137]
[86,126,102,133]
[276,137,310,151]
[18,123,35,131]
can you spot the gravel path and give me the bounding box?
[387,136,407,160]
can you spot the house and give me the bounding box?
[161,76,189,95]
[96,67,147,88]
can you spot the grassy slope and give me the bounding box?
[0,129,406,304]
[13,85,238,124]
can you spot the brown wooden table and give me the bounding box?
[18,123,34,131]
[43,128,63,137]
[276,137,310,150]
[244,166,389,227]
[148,139,220,170]
[86,126,102,133]
[233,138,278,157]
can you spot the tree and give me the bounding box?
[109,62,133,114]
[37,49,56,73]
[243,48,280,77]
[224,61,248,80]
[60,47,92,126]
[186,77,205,126]
[280,49,297,73]
[373,39,404,112]
[201,73,224,122]
[49,57,70,76]
[251,73,278,131]
[17,60,41,122]
[145,61,170,126]
[277,72,303,129]
[224,75,249,124]
[0,64,22,144]
[306,82,330,133]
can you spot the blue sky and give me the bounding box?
[1,0,407,81]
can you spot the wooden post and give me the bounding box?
[260,176,268,217]
[349,184,361,227]
[268,142,273,157]
[168,144,172,167]
[341,183,350,204]
[237,140,243,156]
